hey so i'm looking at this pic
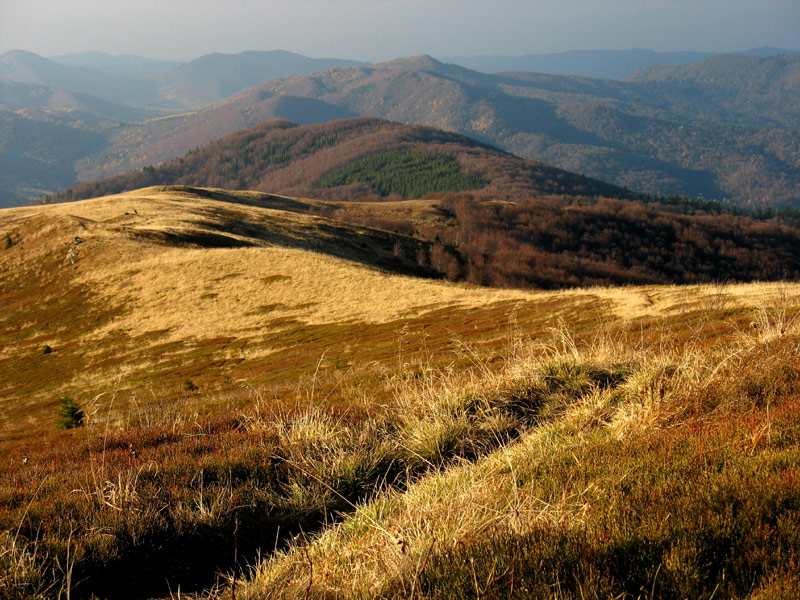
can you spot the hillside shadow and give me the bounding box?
[123,200,436,279]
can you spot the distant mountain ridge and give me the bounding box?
[0,49,169,109]
[0,48,367,111]
[66,53,799,207]
[153,50,367,109]
[448,49,715,79]
[3,49,799,208]
[446,47,798,79]
[50,51,182,77]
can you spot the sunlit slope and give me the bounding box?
[1,185,798,443]
[0,185,525,438]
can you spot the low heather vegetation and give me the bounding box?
[2,292,799,599]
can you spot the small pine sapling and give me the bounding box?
[56,397,84,429]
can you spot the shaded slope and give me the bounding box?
[0,109,109,208]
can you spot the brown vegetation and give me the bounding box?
[45,117,633,205]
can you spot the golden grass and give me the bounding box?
[79,245,531,341]
[3,188,800,597]
[226,312,800,600]
[2,186,799,444]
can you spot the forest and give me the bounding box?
[318,150,485,198]
[335,194,800,288]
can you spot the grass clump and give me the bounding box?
[0,531,52,600]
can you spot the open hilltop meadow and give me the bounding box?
[1,183,800,599]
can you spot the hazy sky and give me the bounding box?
[1,0,798,61]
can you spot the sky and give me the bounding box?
[1,0,798,62]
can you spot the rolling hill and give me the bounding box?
[65,53,800,207]
[1,185,799,598]
[0,185,530,440]
[49,117,634,203]
[44,118,800,289]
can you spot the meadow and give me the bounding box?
[1,188,799,598]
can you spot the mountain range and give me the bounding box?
[446,47,797,79]
[1,48,799,208]
[74,53,800,207]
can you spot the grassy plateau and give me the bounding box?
[1,187,799,599]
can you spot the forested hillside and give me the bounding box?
[45,117,633,204]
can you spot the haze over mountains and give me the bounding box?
[447,47,798,79]
[1,47,799,208]
[0,49,366,111]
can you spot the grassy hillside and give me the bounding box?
[1,186,799,598]
[224,319,800,600]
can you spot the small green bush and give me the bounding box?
[56,397,84,429]
[184,379,198,392]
